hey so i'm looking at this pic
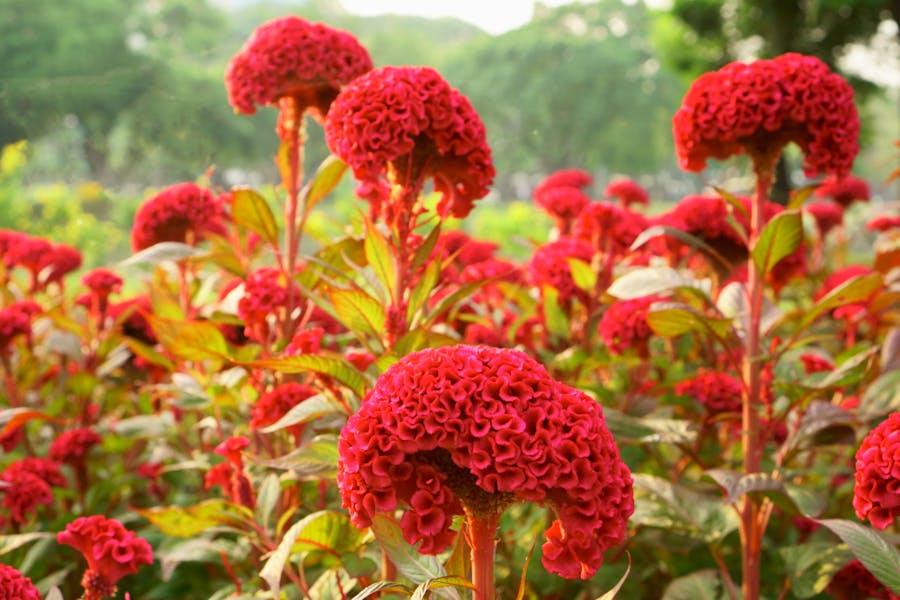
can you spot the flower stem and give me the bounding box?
[278,95,306,339]
[467,511,500,600]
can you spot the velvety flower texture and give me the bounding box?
[814,173,870,208]
[237,267,294,343]
[57,515,153,599]
[338,345,633,580]
[131,182,225,251]
[0,458,66,524]
[225,16,372,118]
[0,564,40,600]
[657,194,748,266]
[598,296,663,356]
[604,178,649,207]
[853,411,900,530]
[867,215,900,232]
[572,201,649,258]
[534,186,590,225]
[325,66,494,221]
[675,370,743,415]
[673,53,859,177]
[528,237,596,306]
[49,428,103,464]
[82,268,123,298]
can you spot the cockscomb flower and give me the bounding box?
[251,382,318,441]
[225,16,372,120]
[57,515,153,600]
[533,168,593,198]
[1,458,66,524]
[131,182,226,251]
[338,345,633,580]
[675,370,743,416]
[814,173,870,208]
[0,301,37,351]
[3,233,51,275]
[572,201,649,259]
[325,66,494,222]
[82,268,123,299]
[49,428,103,465]
[37,243,82,290]
[867,215,900,232]
[656,194,748,267]
[604,178,649,208]
[853,411,900,530]
[598,296,664,357]
[237,267,296,343]
[214,436,250,469]
[108,296,157,345]
[804,200,844,236]
[527,237,596,306]
[800,353,834,375]
[827,559,900,600]
[0,564,40,600]
[534,187,590,233]
[284,326,325,356]
[673,53,859,177]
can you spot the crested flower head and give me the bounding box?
[131,182,226,251]
[325,66,494,222]
[673,53,859,176]
[527,237,596,306]
[0,301,37,350]
[251,382,318,441]
[225,16,372,119]
[827,559,900,600]
[82,268,123,298]
[214,435,250,469]
[237,267,296,343]
[0,565,40,600]
[0,458,66,524]
[338,345,633,580]
[534,186,590,233]
[675,370,743,416]
[598,295,663,356]
[57,515,153,600]
[49,428,103,465]
[657,194,748,266]
[604,178,649,207]
[814,173,870,208]
[533,169,593,198]
[572,201,649,259]
[36,243,82,290]
[867,215,900,232]
[853,412,900,530]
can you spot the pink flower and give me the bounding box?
[804,200,844,236]
[814,173,870,208]
[598,296,663,356]
[49,428,103,465]
[131,182,225,251]
[225,16,372,119]
[325,66,494,222]
[673,53,859,177]
[251,382,318,440]
[528,237,596,306]
[338,345,633,580]
[605,178,649,207]
[0,564,40,600]
[853,412,900,530]
[57,515,153,600]
[675,370,743,416]
[827,559,900,600]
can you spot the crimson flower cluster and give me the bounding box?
[0,564,40,600]
[131,182,226,251]
[57,515,153,600]
[814,173,870,207]
[604,178,649,207]
[49,428,103,465]
[0,301,39,351]
[827,559,900,600]
[0,458,66,525]
[673,53,859,177]
[251,382,318,441]
[325,66,494,222]
[597,296,663,356]
[868,215,900,232]
[237,267,294,343]
[572,201,649,259]
[532,169,594,232]
[338,345,633,580]
[0,230,82,291]
[207,436,255,509]
[655,194,748,266]
[853,411,900,530]
[225,16,372,119]
[675,370,743,416]
[533,168,593,197]
[527,237,596,306]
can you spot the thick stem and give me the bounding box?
[278,96,306,339]
[467,511,500,600]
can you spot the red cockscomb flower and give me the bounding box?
[867,215,900,232]
[814,173,870,208]
[225,16,372,120]
[4,234,51,275]
[251,382,318,441]
[1,458,66,524]
[804,200,844,236]
[82,268,123,298]
[50,428,103,465]
[572,201,649,259]
[35,243,82,291]
[528,237,596,306]
[534,187,590,233]
[109,296,157,345]
[0,301,36,350]
[675,370,743,416]
[237,267,295,343]
[827,559,900,600]
[800,353,834,375]
[325,66,494,222]
[605,178,649,208]
[284,327,325,356]
[657,194,748,267]
[338,345,633,580]
[853,411,900,530]
[0,564,40,600]
[57,515,153,600]
[598,296,664,356]
[131,182,225,251]
[673,53,859,177]
[533,169,593,198]
[214,436,250,469]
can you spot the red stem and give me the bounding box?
[278,96,306,340]
[467,511,499,600]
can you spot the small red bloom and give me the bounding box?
[534,186,590,232]
[675,370,743,416]
[827,559,900,600]
[204,462,234,491]
[815,265,879,321]
[109,296,157,345]
[82,268,123,298]
[528,237,596,306]
[800,353,834,375]
[214,436,250,468]
[237,267,295,343]
[598,296,664,356]
[4,234,51,275]
[57,515,153,599]
[572,201,649,259]
[131,182,225,251]
[0,301,36,350]
[804,200,844,236]
[225,16,372,119]
[250,382,318,441]
[284,327,325,356]
[49,428,103,465]
[814,174,870,208]
[673,53,859,177]
[325,66,494,222]
[867,215,900,232]
[533,169,593,197]
[0,564,40,600]
[346,350,375,372]
[605,178,649,207]
[338,345,633,580]
[0,458,65,524]
[656,194,747,266]
[853,412,900,530]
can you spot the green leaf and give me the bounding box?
[120,242,205,267]
[0,532,53,556]
[255,434,340,479]
[631,475,738,543]
[751,210,803,275]
[363,220,396,301]
[230,187,278,246]
[566,257,597,292]
[594,553,631,600]
[857,370,900,422]
[158,538,228,580]
[408,259,442,324]
[251,354,368,399]
[782,401,856,458]
[704,469,825,516]
[780,542,852,598]
[647,303,732,339]
[541,286,569,339]
[630,226,735,271]
[149,316,229,362]
[603,409,697,444]
[816,519,900,594]
[411,576,476,600]
[798,272,882,331]
[256,474,281,532]
[330,289,387,341]
[351,582,412,600]
[0,408,57,438]
[137,499,249,537]
[260,394,345,434]
[662,569,729,600]
[815,347,878,389]
[302,155,348,215]
[787,183,819,210]
[608,266,710,300]
[410,223,443,271]
[370,514,460,600]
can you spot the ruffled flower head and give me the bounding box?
[528,237,596,306]
[57,515,153,600]
[814,173,870,208]
[237,267,297,343]
[338,345,633,580]
[0,458,66,524]
[675,370,743,416]
[533,169,593,198]
[131,182,226,251]
[0,564,40,600]
[853,411,900,530]
[325,66,494,222]
[673,53,859,176]
[49,428,103,465]
[605,178,649,208]
[37,243,82,290]
[572,201,649,259]
[598,295,664,356]
[867,215,900,232]
[251,382,318,441]
[657,194,748,267]
[0,301,38,351]
[225,16,372,120]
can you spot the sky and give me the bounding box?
[339,0,581,35]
